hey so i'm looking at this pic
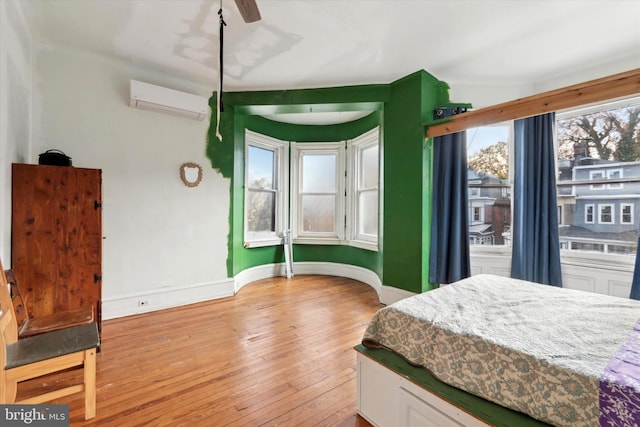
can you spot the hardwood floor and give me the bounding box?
[18,275,382,426]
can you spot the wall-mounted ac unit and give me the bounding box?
[129,80,209,121]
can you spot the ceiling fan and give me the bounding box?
[234,0,261,23]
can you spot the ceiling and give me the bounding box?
[25,0,640,121]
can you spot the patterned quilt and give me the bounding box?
[362,274,640,427]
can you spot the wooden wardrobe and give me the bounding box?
[11,163,102,335]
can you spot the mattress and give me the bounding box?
[362,274,640,426]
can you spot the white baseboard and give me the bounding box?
[235,262,382,300]
[234,263,285,292]
[102,278,235,320]
[104,262,384,320]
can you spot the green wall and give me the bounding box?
[206,70,457,293]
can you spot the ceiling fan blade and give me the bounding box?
[234,0,261,23]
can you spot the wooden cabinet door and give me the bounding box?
[11,163,102,331]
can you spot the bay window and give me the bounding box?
[244,127,380,251]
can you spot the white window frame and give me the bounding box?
[557,206,563,225]
[621,203,634,224]
[290,141,345,244]
[590,170,605,190]
[598,203,614,224]
[346,127,379,250]
[466,122,513,253]
[585,204,595,224]
[243,130,289,248]
[469,202,485,225]
[473,206,482,222]
[607,168,623,189]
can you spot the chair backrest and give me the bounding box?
[0,260,18,345]
[4,269,29,326]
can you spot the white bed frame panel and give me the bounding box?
[357,352,489,427]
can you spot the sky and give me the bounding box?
[466,125,509,156]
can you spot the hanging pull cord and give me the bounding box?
[216,7,227,141]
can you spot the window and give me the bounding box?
[585,204,595,224]
[589,171,605,190]
[599,204,614,224]
[291,142,345,241]
[557,97,640,255]
[290,127,380,250]
[244,131,288,247]
[608,169,623,189]
[466,124,511,246]
[347,128,379,246]
[472,206,482,222]
[621,204,634,224]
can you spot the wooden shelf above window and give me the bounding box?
[426,68,640,138]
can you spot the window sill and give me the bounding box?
[244,238,283,248]
[560,250,634,272]
[291,237,378,252]
[469,245,511,257]
[469,246,635,273]
[293,237,340,245]
[345,240,378,252]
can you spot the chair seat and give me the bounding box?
[19,306,94,338]
[6,322,100,369]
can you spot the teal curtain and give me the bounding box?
[511,113,562,286]
[429,108,471,285]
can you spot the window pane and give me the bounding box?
[358,191,378,235]
[557,100,640,255]
[361,145,378,188]
[589,171,604,190]
[622,205,633,224]
[302,154,336,193]
[599,205,613,224]
[247,190,275,232]
[466,125,511,246]
[302,195,335,232]
[248,146,274,190]
[585,205,594,223]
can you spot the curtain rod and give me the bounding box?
[426,68,640,139]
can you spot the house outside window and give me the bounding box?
[466,125,511,246]
[556,97,640,255]
[465,98,640,259]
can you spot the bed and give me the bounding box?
[357,274,640,427]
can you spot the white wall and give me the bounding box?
[31,42,232,318]
[448,80,534,109]
[0,0,32,266]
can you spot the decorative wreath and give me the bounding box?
[179,162,203,188]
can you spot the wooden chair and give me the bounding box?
[5,269,94,338]
[0,261,99,420]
